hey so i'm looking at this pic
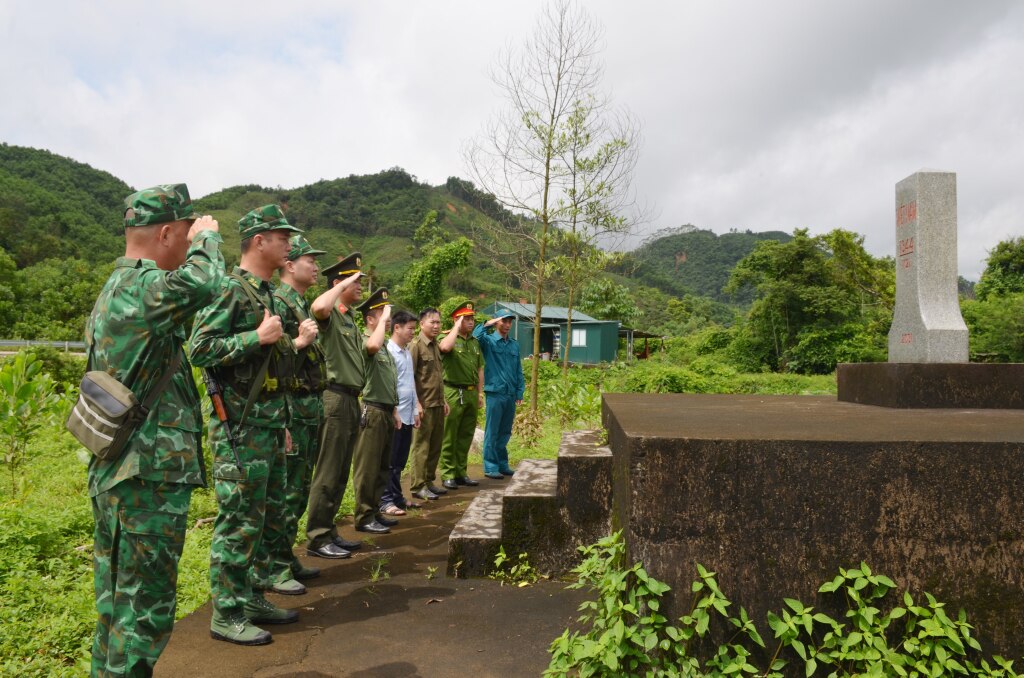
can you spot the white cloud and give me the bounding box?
[1,0,1020,277]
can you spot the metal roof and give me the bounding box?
[487,301,602,323]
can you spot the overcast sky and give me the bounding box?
[2,1,1021,278]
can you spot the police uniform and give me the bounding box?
[88,184,223,675]
[351,288,399,531]
[189,204,302,644]
[439,302,484,486]
[408,318,446,496]
[305,253,367,554]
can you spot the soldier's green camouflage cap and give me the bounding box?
[287,235,327,261]
[238,204,303,239]
[123,183,199,228]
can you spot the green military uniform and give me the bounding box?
[352,288,399,527]
[266,235,328,585]
[88,184,223,676]
[409,330,446,493]
[305,254,366,550]
[439,305,484,482]
[188,205,301,638]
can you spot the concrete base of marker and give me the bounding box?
[837,362,1024,409]
[603,392,1024,657]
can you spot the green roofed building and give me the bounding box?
[479,301,620,365]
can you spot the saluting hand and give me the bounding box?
[381,304,392,322]
[340,271,362,289]
[256,308,283,345]
[188,215,219,242]
[295,318,319,349]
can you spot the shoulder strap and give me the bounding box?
[227,273,275,427]
[229,271,268,316]
[275,291,308,324]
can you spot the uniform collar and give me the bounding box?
[115,256,157,270]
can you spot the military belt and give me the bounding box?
[362,400,394,412]
[444,382,476,390]
[327,383,361,398]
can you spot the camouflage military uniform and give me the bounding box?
[189,210,301,624]
[88,184,223,677]
[266,281,325,583]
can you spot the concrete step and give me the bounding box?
[447,430,614,578]
[447,489,503,578]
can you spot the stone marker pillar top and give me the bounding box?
[887,170,968,363]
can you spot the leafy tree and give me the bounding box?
[962,293,1024,362]
[974,236,1024,301]
[725,229,893,374]
[395,210,472,313]
[10,257,113,340]
[578,278,640,325]
[0,352,59,493]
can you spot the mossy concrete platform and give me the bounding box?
[603,392,1024,655]
[448,430,612,578]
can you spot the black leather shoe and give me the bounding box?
[499,468,515,477]
[375,514,399,527]
[442,479,459,490]
[427,484,448,495]
[484,472,505,480]
[459,476,479,486]
[413,488,439,501]
[356,520,390,534]
[331,535,363,551]
[306,543,351,559]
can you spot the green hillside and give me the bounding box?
[621,226,793,303]
[0,143,129,266]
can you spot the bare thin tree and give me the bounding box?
[465,0,641,407]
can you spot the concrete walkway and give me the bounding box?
[156,465,588,678]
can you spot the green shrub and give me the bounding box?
[548,532,1021,677]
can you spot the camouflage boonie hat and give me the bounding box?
[238,204,303,239]
[123,183,198,228]
[287,235,327,261]
[356,287,390,314]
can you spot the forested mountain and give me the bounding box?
[0,144,129,266]
[620,226,792,303]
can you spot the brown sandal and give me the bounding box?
[381,504,407,516]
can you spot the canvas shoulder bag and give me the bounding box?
[67,343,182,461]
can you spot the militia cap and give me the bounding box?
[494,309,516,320]
[123,183,198,228]
[238,204,303,240]
[451,300,476,319]
[322,252,365,286]
[287,234,327,261]
[357,287,390,314]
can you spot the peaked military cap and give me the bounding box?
[322,252,365,286]
[238,204,302,240]
[451,300,476,319]
[287,234,327,261]
[356,287,390,314]
[123,183,199,228]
